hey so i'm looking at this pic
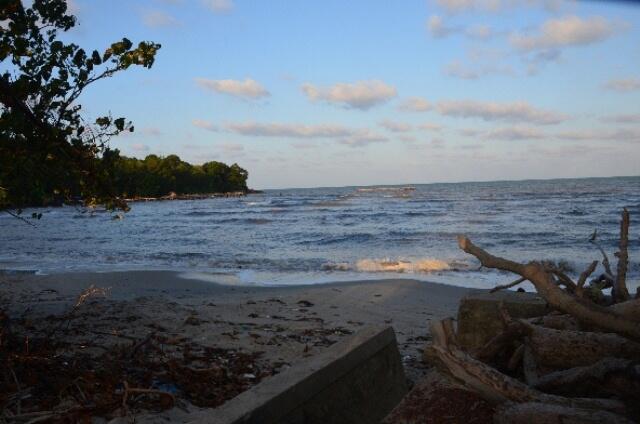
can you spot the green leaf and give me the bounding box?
[114,117,126,131]
[91,50,101,65]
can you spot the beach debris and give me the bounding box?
[0,302,275,422]
[422,208,640,423]
[184,315,204,326]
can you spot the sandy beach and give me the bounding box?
[0,271,471,422]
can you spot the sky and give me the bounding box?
[63,0,640,189]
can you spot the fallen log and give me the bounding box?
[457,236,640,340]
[610,298,640,322]
[494,402,635,424]
[521,343,538,386]
[529,314,579,331]
[532,358,639,398]
[424,319,625,413]
[521,320,640,368]
[473,322,527,363]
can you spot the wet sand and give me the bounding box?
[0,271,471,422]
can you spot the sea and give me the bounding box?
[1,176,639,292]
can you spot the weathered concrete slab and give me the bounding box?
[457,290,549,351]
[189,325,407,424]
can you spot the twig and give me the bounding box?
[614,208,630,302]
[128,332,155,359]
[491,277,526,293]
[548,269,577,293]
[589,236,614,280]
[8,366,21,415]
[577,261,599,289]
[576,260,598,298]
[507,343,524,371]
[121,381,175,410]
[2,209,36,228]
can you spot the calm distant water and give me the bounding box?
[1,177,639,291]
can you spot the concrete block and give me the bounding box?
[190,325,407,424]
[457,290,549,351]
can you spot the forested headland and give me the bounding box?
[111,154,249,199]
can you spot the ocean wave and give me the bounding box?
[356,258,450,273]
[322,257,453,273]
[303,233,376,246]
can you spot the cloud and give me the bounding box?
[67,0,81,15]
[460,128,482,137]
[202,0,233,13]
[465,24,494,40]
[427,15,457,38]
[379,120,412,132]
[444,60,513,79]
[602,114,640,124]
[192,119,218,131]
[510,16,616,52]
[603,78,640,93]
[338,131,388,147]
[142,10,180,27]
[435,0,500,13]
[483,126,546,140]
[291,142,319,149]
[435,0,565,14]
[141,127,163,136]
[131,143,150,152]
[418,123,443,132]
[195,78,269,99]
[524,49,562,75]
[436,100,567,125]
[398,97,431,112]
[220,143,244,153]
[460,143,483,150]
[301,80,397,110]
[555,128,640,142]
[224,122,356,138]
[428,138,446,149]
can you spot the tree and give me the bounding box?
[0,0,161,212]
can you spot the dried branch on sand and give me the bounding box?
[424,209,640,423]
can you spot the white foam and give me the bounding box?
[355,258,450,273]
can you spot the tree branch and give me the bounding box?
[491,277,527,293]
[458,236,640,340]
[614,208,630,303]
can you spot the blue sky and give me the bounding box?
[65,0,640,189]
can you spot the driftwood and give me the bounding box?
[610,298,640,322]
[423,209,639,423]
[614,208,630,302]
[532,358,640,398]
[529,313,579,331]
[457,236,640,340]
[494,402,635,424]
[425,320,625,412]
[576,260,599,298]
[521,321,640,368]
[521,343,538,386]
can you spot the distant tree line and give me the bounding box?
[110,153,249,199]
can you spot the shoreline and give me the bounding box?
[0,265,518,292]
[1,270,473,421]
[0,270,471,378]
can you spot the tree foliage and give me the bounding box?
[0,0,161,211]
[110,154,249,199]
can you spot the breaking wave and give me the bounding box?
[322,258,454,273]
